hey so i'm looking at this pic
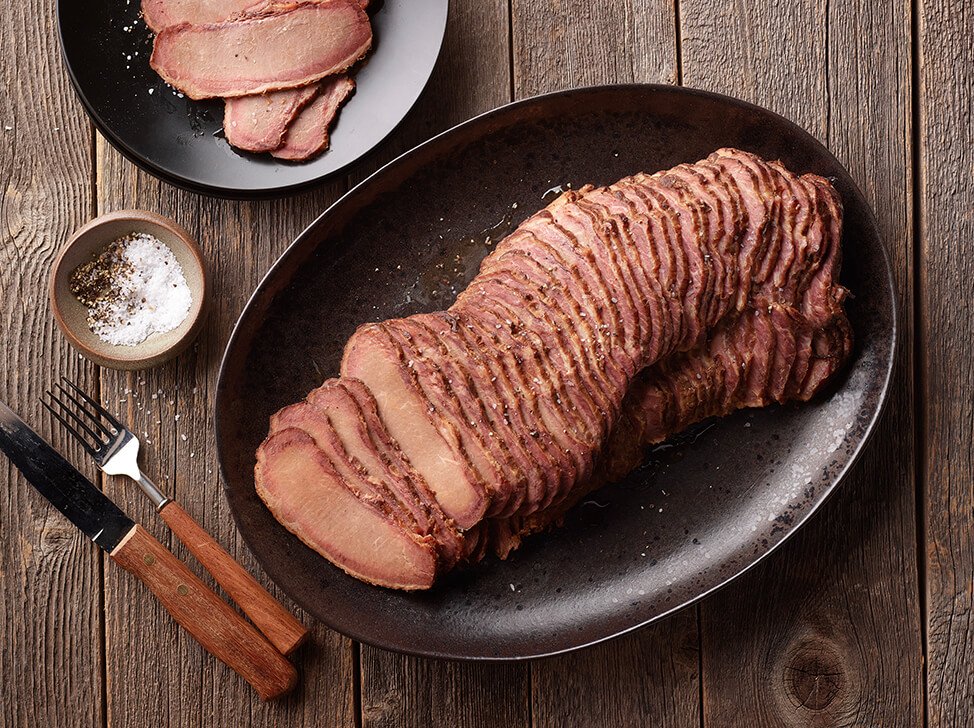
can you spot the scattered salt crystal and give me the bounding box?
[148,88,154,95]
[181,434,187,441]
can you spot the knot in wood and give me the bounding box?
[783,639,845,712]
[39,521,76,555]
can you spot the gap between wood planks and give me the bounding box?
[908,1,929,725]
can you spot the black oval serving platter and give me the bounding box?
[215,84,896,660]
[57,0,448,198]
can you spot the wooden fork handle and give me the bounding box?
[110,525,297,701]
[159,500,309,655]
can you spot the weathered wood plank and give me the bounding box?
[356,3,532,725]
[918,0,974,724]
[680,0,923,724]
[0,1,103,726]
[361,654,529,728]
[512,0,679,97]
[95,118,356,728]
[531,615,700,728]
[510,3,700,727]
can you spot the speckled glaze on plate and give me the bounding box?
[215,85,896,660]
[57,0,448,198]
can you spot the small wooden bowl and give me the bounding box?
[50,210,208,370]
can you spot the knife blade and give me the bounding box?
[0,397,297,700]
[0,399,133,551]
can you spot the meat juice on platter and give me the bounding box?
[141,0,373,161]
[255,148,854,590]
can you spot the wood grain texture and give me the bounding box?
[681,0,923,725]
[159,500,309,655]
[531,615,700,728]
[509,4,700,727]
[110,524,297,701]
[360,654,529,728]
[0,1,102,726]
[511,0,679,97]
[917,0,974,725]
[354,4,532,726]
[95,120,355,728]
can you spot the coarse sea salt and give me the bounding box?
[70,232,192,346]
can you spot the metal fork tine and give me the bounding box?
[60,377,123,431]
[53,383,116,440]
[41,398,100,458]
[46,388,108,445]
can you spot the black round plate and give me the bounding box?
[215,85,896,660]
[57,0,448,198]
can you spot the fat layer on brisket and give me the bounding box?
[255,148,853,589]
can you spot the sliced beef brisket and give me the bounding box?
[255,148,853,588]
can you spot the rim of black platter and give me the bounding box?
[56,0,449,199]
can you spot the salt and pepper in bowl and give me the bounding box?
[50,210,208,370]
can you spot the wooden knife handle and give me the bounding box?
[160,501,309,655]
[110,525,298,701]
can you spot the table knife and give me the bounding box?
[0,399,297,701]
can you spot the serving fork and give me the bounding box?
[43,378,308,656]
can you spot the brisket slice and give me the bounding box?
[142,0,371,30]
[149,1,371,99]
[335,379,467,567]
[223,84,320,153]
[256,428,438,590]
[271,75,355,161]
[341,324,491,529]
[142,0,266,32]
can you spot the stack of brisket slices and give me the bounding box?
[256,148,854,590]
[144,0,372,161]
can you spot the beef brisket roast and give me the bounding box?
[255,148,853,589]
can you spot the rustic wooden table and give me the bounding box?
[2,1,971,726]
